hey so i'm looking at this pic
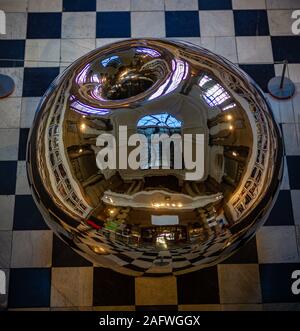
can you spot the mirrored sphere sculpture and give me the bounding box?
[27,39,283,276]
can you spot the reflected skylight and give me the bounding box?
[199,75,231,107]
[199,75,212,87]
[101,55,121,68]
[137,113,182,128]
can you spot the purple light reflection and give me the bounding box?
[165,59,189,95]
[148,59,189,101]
[70,97,110,116]
[135,47,161,58]
[76,64,91,85]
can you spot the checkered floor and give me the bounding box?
[0,0,300,311]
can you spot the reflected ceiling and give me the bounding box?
[27,39,283,276]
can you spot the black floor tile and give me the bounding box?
[22,67,59,97]
[234,10,269,36]
[8,268,51,308]
[177,267,220,304]
[0,161,17,195]
[264,190,294,226]
[93,268,135,306]
[18,128,30,161]
[272,37,300,63]
[166,11,200,37]
[239,64,275,92]
[221,237,258,264]
[287,156,300,189]
[52,235,92,267]
[0,40,25,67]
[96,12,131,38]
[13,194,49,230]
[260,264,300,303]
[27,13,62,39]
[63,0,96,12]
[198,0,232,10]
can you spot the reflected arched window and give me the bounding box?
[137,113,182,169]
[137,113,182,128]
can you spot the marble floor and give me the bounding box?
[0,0,300,311]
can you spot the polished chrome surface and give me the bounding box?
[27,39,283,276]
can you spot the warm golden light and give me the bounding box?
[226,114,232,120]
[232,151,238,157]
[108,208,116,215]
[79,148,83,153]
[229,125,234,130]
[80,123,86,130]
[119,69,129,78]
[93,246,106,254]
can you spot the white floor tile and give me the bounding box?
[275,64,300,84]
[282,124,300,155]
[266,0,300,9]
[278,99,294,123]
[20,97,40,128]
[236,36,274,63]
[266,93,281,123]
[218,264,262,304]
[28,0,62,12]
[11,230,53,268]
[0,196,15,231]
[291,190,300,225]
[268,88,298,124]
[165,0,198,11]
[15,161,31,195]
[0,0,27,12]
[135,276,177,306]
[131,0,164,11]
[0,129,19,161]
[0,97,21,128]
[61,39,95,64]
[131,11,165,37]
[62,12,96,39]
[232,0,266,9]
[25,39,61,67]
[268,10,295,36]
[51,267,93,307]
[0,13,27,39]
[96,0,131,11]
[199,10,235,37]
[201,36,238,63]
[256,226,300,263]
[292,86,300,123]
[281,157,290,190]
